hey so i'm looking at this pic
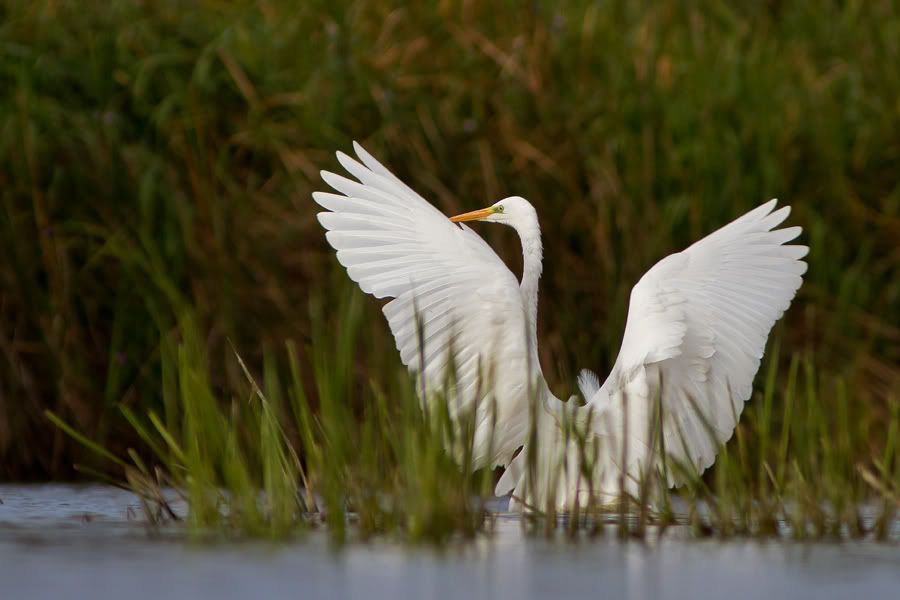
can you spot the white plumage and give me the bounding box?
[314,143,540,467]
[314,142,808,510]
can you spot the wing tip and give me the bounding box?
[353,140,377,167]
[320,169,352,192]
[336,150,371,180]
[311,190,331,207]
[315,211,332,228]
[780,225,803,242]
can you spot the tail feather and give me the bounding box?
[577,368,600,402]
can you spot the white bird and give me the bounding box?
[313,142,807,510]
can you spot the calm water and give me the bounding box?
[0,484,897,600]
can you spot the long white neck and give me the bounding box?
[501,199,554,404]
[516,221,543,348]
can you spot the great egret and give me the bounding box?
[313,142,807,509]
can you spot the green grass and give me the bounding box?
[53,296,498,543]
[1,0,898,542]
[48,287,899,543]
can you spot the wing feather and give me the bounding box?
[314,142,534,466]
[585,199,808,492]
[498,200,807,508]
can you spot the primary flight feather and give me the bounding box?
[313,142,808,510]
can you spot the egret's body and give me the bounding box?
[314,142,807,509]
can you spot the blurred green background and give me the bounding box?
[1,0,897,480]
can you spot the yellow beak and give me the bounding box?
[449,207,495,223]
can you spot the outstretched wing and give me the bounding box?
[497,200,807,507]
[587,199,807,492]
[313,142,534,466]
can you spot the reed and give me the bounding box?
[49,286,899,543]
[2,0,897,478]
[3,0,898,543]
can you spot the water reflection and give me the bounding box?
[0,485,897,600]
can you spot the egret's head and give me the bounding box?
[450,196,536,230]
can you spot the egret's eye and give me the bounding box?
[495,205,504,213]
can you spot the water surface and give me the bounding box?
[1,484,897,600]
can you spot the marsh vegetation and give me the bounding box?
[49,291,899,544]
[1,1,898,544]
